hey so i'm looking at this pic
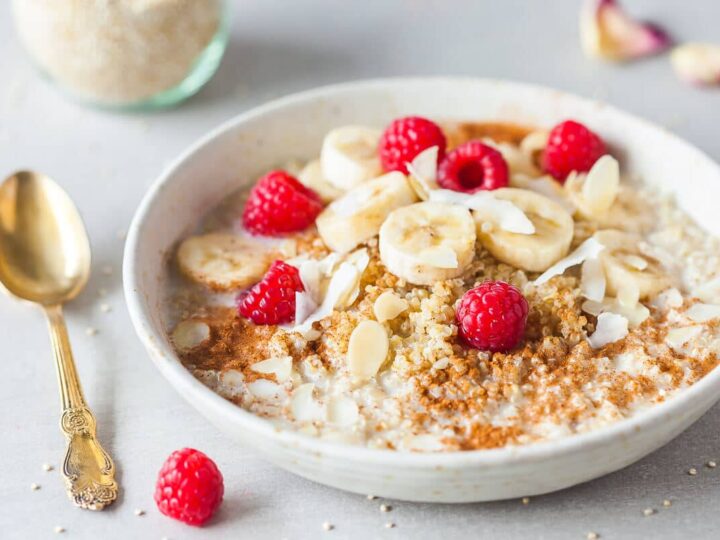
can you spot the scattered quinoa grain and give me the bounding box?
[367,494,377,500]
[643,508,655,517]
[380,504,392,512]
[688,467,698,476]
[100,303,112,313]
[322,522,333,531]
[134,508,145,516]
[707,461,717,469]
[385,522,396,529]
[663,499,672,507]
[42,463,53,472]
[522,497,530,505]
[54,526,65,534]
[86,327,99,336]
[30,483,40,491]
[587,533,599,540]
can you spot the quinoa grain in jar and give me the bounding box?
[12,0,228,109]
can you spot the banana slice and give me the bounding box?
[594,229,672,300]
[316,172,417,253]
[320,126,382,190]
[474,188,574,273]
[177,232,276,291]
[297,159,345,203]
[379,201,476,285]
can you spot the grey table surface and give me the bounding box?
[1,1,720,538]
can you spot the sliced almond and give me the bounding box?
[247,379,283,401]
[580,155,620,217]
[347,320,389,380]
[171,320,210,351]
[290,383,324,421]
[373,291,409,323]
[520,130,549,156]
[250,356,293,382]
[326,395,359,426]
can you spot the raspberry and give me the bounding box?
[378,116,447,174]
[542,120,607,182]
[456,281,528,352]
[242,170,323,236]
[437,141,509,193]
[154,448,224,526]
[237,260,304,325]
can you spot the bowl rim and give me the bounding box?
[124,76,720,467]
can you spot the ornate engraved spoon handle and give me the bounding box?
[44,304,118,510]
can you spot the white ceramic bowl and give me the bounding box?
[124,78,720,503]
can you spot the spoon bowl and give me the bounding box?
[0,171,90,305]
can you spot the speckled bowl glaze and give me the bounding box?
[124,78,720,502]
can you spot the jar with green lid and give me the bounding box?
[12,0,229,110]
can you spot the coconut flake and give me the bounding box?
[290,262,359,338]
[619,253,648,270]
[686,303,720,323]
[250,356,293,382]
[665,326,703,350]
[429,189,535,234]
[588,312,628,349]
[581,257,606,302]
[286,250,367,333]
[651,287,684,310]
[406,146,439,200]
[535,237,605,286]
[582,297,650,327]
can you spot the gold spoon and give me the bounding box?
[0,171,118,510]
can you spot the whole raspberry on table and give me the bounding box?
[456,281,528,352]
[242,170,323,236]
[437,140,509,193]
[237,260,304,325]
[542,120,607,182]
[154,448,224,526]
[378,116,447,173]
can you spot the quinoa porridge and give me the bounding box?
[165,117,720,452]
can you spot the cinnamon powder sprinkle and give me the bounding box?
[168,121,720,452]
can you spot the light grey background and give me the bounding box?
[1,1,719,538]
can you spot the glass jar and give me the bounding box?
[12,0,229,110]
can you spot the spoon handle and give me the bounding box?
[44,304,119,511]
